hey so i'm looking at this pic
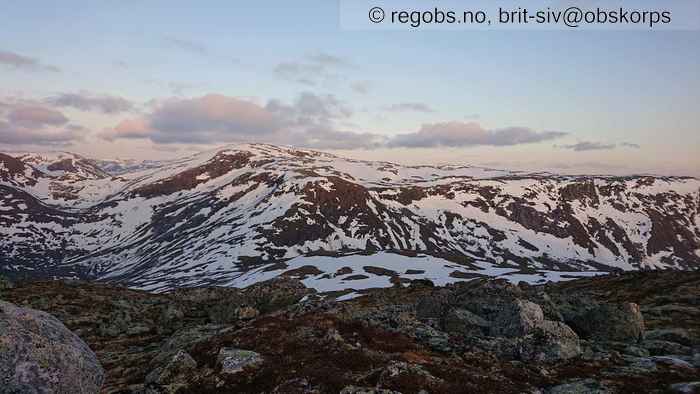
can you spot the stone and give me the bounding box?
[520,321,582,362]
[0,300,105,394]
[0,275,13,290]
[146,350,197,387]
[443,308,490,337]
[491,299,545,337]
[414,325,452,352]
[217,348,264,374]
[236,306,260,320]
[546,378,611,394]
[415,291,451,322]
[151,324,235,367]
[645,328,693,347]
[642,339,693,356]
[340,387,403,394]
[670,382,700,394]
[570,303,644,343]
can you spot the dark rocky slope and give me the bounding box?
[1,271,699,393]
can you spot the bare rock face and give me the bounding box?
[0,300,105,394]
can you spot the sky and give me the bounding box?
[1,0,698,176]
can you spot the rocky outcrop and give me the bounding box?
[1,272,698,393]
[0,300,104,393]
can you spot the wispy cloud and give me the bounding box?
[620,142,641,149]
[0,50,60,72]
[274,52,352,86]
[46,92,134,114]
[557,141,617,152]
[351,80,372,95]
[384,102,435,113]
[165,37,209,55]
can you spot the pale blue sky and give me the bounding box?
[1,0,698,175]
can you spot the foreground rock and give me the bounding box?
[0,300,105,393]
[1,272,699,393]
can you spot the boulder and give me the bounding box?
[0,300,105,393]
[443,308,490,337]
[490,299,545,337]
[145,350,197,390]
[520,320,582,362]
[570,303,644,343]
[217,348,264,374]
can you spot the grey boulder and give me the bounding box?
[0,300,105,394]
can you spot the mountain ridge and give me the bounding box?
[1,143,699,292]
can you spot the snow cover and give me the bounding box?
[1,143,698,294]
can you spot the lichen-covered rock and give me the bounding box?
[520,320,581,362]
[145,350,197,392]
[570,303,644,342]
[217,348,264,374]
[151,325,235,368]
[490,299,545,337]
[0,300,104,393]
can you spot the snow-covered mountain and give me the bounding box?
[1,144,699,292]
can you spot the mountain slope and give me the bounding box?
[1,143,699,292]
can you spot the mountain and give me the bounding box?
[1,143,699,292]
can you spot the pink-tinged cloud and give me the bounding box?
[0,121,81,146]
[8,106,69,128]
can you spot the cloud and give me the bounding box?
[0,121,79,145]
[351,81,372,95]
[165,37,208,55]
[0,103,81,146]
[8,106,69,128]
[102,92,371,148]
[387,122,567,148]
[621,142,641,149]
[46,92,133,114]
[274,52,352,86]
[0,50,60,72]
[557,141,617,152]
[384,102,435,113]
[102,94,571,152]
